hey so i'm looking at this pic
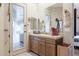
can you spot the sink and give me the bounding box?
[33,31,50,34]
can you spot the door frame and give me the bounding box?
[10,3,27,55]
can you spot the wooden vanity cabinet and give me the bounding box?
[29,35,63,56]
[45,38,63,56]
[30,35,39,54]
[38,37,45,56]
[46,43,56,56]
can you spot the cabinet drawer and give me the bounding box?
[46,39,55,44]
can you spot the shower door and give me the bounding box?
[10,3,27,55]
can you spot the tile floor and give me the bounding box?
[16,49,79,56]
[16,52,38,56]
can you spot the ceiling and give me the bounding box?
[47,3,63,9]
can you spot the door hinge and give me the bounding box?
[8,4,10,22]
[8,15,10,22]
[9,50,10,53]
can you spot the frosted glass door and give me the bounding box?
[12,4,24,50]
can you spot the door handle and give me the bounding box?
[4,29,8,31]
[24,25,26,27]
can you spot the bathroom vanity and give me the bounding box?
[29,34,63,56]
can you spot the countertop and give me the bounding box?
[29,33,63,40]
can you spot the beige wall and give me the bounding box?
[0,3,10,56]
[63,3,74,55]
[27,3,39,18]
[48,7,63,28]
[3,4,10,56]
[63,3,74,44]
[0,4,5,55]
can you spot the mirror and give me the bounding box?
[44,15,51,33]
[12,4,24,50]
[44,3,63,34]
[28,3,63,35]
[28,17,38,32]
[38,19,44,32]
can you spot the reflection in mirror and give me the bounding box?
[12,4,24,50]
[44,3,63,35]
[44,15,51,34]
[59,20,63,32]
[38,19,45,33]
[28,17,45,34]
[28,17,38,32]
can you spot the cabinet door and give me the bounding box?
[38,41,45,56]
[30,36,34,51]
[30,37,38,54]
[46,43,55,56]
[30,38,34,51]
[33,40,38,54]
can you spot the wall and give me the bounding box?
[3,3,10,56]
[63,3,74,55]
[0,3,10,56]
[27,3,39,18]
[63,3,74,44]
[48,7,63,28]
[38,3,55,9]
[38,3,56,22]
[0,4,5,55]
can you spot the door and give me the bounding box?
[31,37,38,54]
[38,41,45,56]
[10,3,27,55]
[30,36,39,54]
[46,43,55,56]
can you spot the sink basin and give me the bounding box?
[33,31,50,34]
